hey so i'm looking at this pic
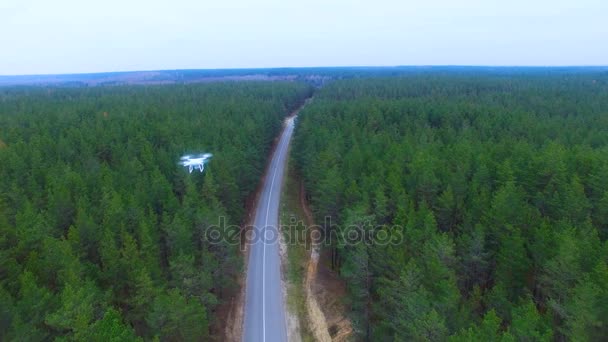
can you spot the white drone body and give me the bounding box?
[180,153,212,173]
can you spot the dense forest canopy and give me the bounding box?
[293,73,608,341]
[0,82,312,340]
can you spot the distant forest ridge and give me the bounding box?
[1,66,607,87]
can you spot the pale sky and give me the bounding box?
[1,0,607,75]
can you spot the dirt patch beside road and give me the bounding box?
[298,179,352,342]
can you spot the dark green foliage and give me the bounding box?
[293,73,608,340]
[0,82,312,339]
[147,288,208,341]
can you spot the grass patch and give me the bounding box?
[280,159,314,342]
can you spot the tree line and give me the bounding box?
[0,81,313,340]
[293,73,608,341]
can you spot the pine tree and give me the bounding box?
[85,308,141,341]
[510,299,553,342]
[147,288,208,341]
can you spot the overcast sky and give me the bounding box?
[1,0,607,75]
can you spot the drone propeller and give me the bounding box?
[190,153,212,159]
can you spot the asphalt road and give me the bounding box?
[243,115,296,342]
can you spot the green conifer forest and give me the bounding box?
[0,82,312,340]
[293,72,608,341]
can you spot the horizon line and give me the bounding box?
[2,64,608,78]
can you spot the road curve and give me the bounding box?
[242,112,298,342]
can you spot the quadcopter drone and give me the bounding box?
[179,153,212,173]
